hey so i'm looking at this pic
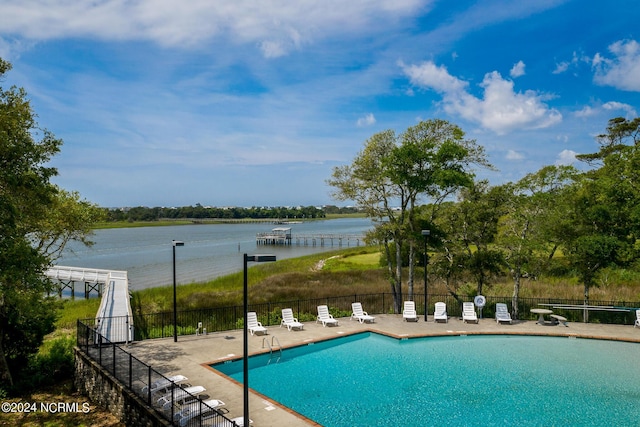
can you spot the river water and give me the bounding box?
[56,218,373,291]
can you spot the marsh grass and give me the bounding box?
[128,246,383,313]
[55,298,102,329]
[94,220,193,229]
[60,245,640,322]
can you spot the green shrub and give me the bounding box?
[11,336,75,395]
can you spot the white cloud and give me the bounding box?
[403,61,562,135]
[260,41,287,59]
[556,149,577,165]
[510,60,525,78]
[553,61,570,74]
[0,37,36,61]
[574,106,596,118]
[552,51,582,74]
[402,61,468,93]
[602,101,637,118]
[506,149,524,160]
[593,39,640,91]
[0,0,426,57]
[574,102,637,119]
[356,113,376,127]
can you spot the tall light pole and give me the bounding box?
[422,230,430,321]
[243,253,276,426]
[172,240,184,342]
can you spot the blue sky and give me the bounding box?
[1,0,638,208]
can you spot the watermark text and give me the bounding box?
[2,401,91,414]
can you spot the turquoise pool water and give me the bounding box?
[213,333,640,426]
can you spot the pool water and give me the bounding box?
[213,333,640,426]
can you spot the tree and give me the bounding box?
[328,119,491,313]
[432,181,507,301]
[576,116,640,165]
[560,172,629,318]
[558,117,640,319]
[0,58,102,389]
[328,130,404,309]
[429,202,466,300]
[496,165,578,318]
[30,189,104,261]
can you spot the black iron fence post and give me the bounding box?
[147,368,152,405]
[170,384,175,424]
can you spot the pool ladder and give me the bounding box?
[262,336,282,364]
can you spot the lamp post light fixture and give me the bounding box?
[172,240,184,342]
[422,230,430,321]
[243,253,276,426]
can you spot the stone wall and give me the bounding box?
[74,347,171,427]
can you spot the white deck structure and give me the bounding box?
[46,266,133,343]
[256,227,292,245]
[256,227,364,247]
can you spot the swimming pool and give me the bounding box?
[213,332,640,426]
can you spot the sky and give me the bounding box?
[1,0,638,208]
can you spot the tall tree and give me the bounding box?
[497,165,578,318]
[561,117,640,319]
[329,119,491,313]
[0,58,102,389]
[389,120,483,301]
[328,130,404,309]
[433,181,507,300]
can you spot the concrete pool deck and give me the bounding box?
[124,315,640,427]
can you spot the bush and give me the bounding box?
[11,336,75,395]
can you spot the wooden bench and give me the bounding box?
[550,314,568,327]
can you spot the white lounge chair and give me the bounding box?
[247,312,267,336]
[174,398,225,426]
[142,374,188,394]
[495,303,512,324]
[317,305,339,327]
[157,385,205,410]
[402,301,418,322]
[280,308,304,331]
[462,302,478,324]
[635,309,640,328]
[351,302,375,323]
[433,302,448,323]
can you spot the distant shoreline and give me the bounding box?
[93,213,366,229]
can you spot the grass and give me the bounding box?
[129,246,383,313]
[94,220,194,229]
[321,251,381,272]
[324,212,367,219]
[59,245,640,320]
[0,380,124,427]
[93,213,366,229]
[55,299,102,329]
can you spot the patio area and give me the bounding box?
[123,314,640,427]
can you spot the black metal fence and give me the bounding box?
[78,293,639,424]
[110,293,640,341]
[76,320,239,426]
[130,293,391,340]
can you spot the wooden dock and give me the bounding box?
[256,227,292,245]
[45,266,112,299]
[46,266,133,343]
[95,270,134,343]
[257,230,365,247]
